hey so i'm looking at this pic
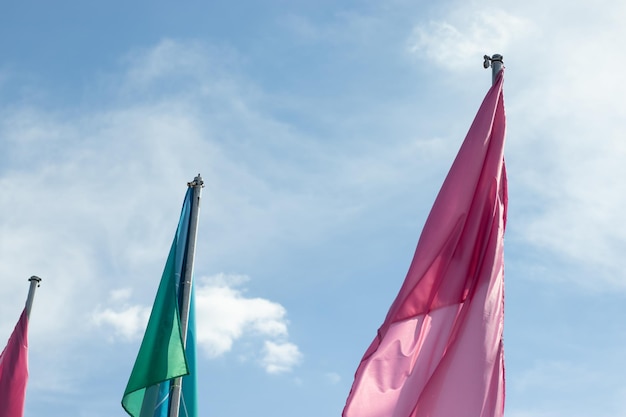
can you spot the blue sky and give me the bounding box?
[1,0,625,416]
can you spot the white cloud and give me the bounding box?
[92,274,301,373]
[194,274,291,358]
[407,8,534,71]
[261,340,303,374]
[91,289,150,341]
[92,306,150,341]
[498,0,626,286]
[401,0,626,288]
[123,39,207,86]
[110,287,133,301]
[0,38,318,390]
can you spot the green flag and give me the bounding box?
[122,188,195,417]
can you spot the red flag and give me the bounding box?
[343,71,507,417]
[0,308,29,417]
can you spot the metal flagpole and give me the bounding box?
[483,54,503,85]
[169,174,204,417]
[25,275,42,319]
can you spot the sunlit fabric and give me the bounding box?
[343,71,507,417]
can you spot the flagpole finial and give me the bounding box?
[188,174,204,188]
[26,276,42,319]
[483,54,503,85]
[29,275,42,286]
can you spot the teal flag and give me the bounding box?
[122,188,197,417]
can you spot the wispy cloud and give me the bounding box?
[403,0,626,288]
[0,1,626,416]
[0,38,309,390]
[325,372,341,384]
[507,356,626,417]
[407,8,534,71]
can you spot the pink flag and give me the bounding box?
[343,71,507,417]
[0,308,29,417]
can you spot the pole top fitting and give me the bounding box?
[188,174,204,188]
[483,54,504,69]
[29,275,42,287]
[484,54,504,85]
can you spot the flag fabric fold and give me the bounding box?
[0,308,29,417]
[343,70,507,417]
[122,188,197,417]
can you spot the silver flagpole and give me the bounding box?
[484,54,503,85]
[25,276,42,319]
[169,174,204,417]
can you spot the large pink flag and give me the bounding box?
[343,71,507,417]
[0,308,29,417]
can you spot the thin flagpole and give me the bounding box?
[169,175,203,417]
[25,276,42,319]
